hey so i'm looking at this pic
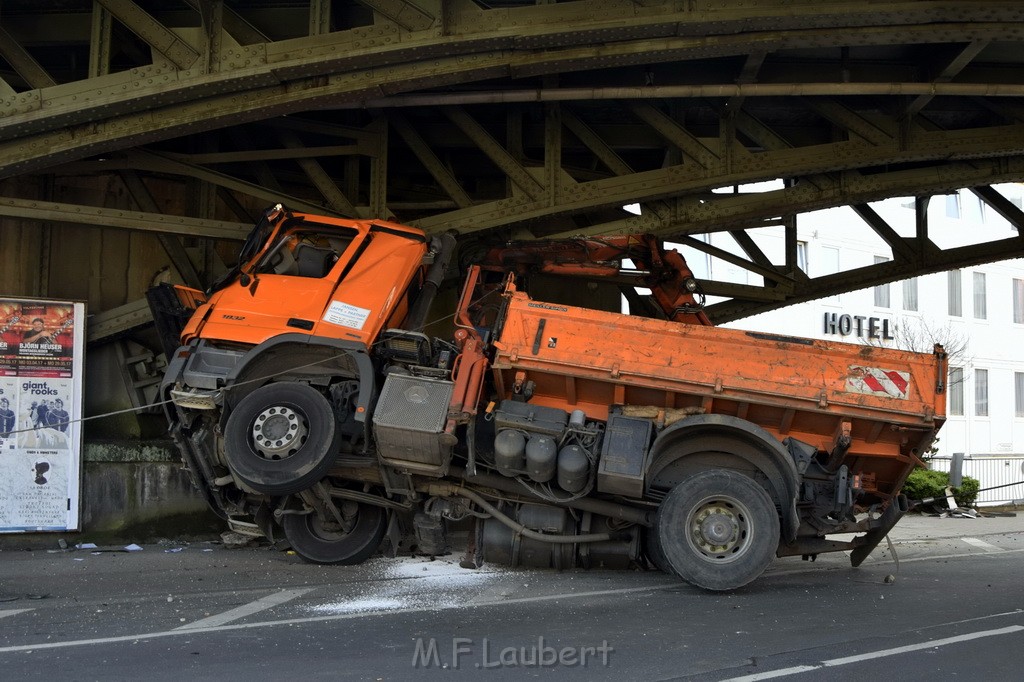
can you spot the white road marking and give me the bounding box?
[722,626,1024,681]
[962,537,1006,553]
[174,588,315,630]
[0,582,676,654]
[723,666,819,681]
[0,609,33,620]
[0,543,1020,656]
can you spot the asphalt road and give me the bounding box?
[1,514,1022,681]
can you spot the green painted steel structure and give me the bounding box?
[2,1,1024,325]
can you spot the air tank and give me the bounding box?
[557,444,590,493]
[494,429,526,477]
[525,435,557,482]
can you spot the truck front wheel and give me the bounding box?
[656,470,780,591]
[223,382,339,496]
[282,503,387,565]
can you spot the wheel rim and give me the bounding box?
[685,495,752,563]
[250,405,308,460]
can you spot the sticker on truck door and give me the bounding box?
[323,300,371,330]
[847,366,910,399]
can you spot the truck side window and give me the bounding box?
[254,227,352,278]
[295,243,338,278]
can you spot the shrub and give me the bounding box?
[901,467,980,508]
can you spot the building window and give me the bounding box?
[949,367,964,416]
[796,241,808,273]
[975,368,988,417]
[1016,372,1024,418]
[1014,279,1024,324]
[973,272,987,320]
[948,269,962,317]
[903,278,918,312]
[873,256,890,308]
[945,193,961,219]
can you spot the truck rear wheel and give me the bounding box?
[282,503,387,565]
[643,526,675,575]
[656,470,779,591]
[223,382,339,496]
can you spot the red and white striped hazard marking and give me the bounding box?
[846,366,911,399]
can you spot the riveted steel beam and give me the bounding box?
[279,130,359,217]
[804,99,894,146]
[5,0,1024,327]
[904,40,990,118]
[626,102,720,169]
[160,144,371,164]
[0,196,248,240]
[971,185,1024,231]
[726,51,767,114]
[119,170,204,289]
[89,4,113,78]
[225,129,285,195]
[368,117,389,218]
[96,0,201,70]
[387,112,472,209]
[561,106,672,222]
[119,150,344,216]
[359,0,435,32]
[701,281,788,302]
[545,103,562,206]
[195,0,225,74]
[676,235,794,287]
[417,122,1024,235]
[182,0,270,46]
[728,229,779,276]
[309,0,331,36]
[87,298,154,344]
[0,25,57,90]
[562,107,632,176]
[7,26,1024,179]
[851,203,918,263]
[444,107,545,201]
[708,232,1024,323]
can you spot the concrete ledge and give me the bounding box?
[0,440,223,549]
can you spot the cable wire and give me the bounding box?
[0,287,500,438]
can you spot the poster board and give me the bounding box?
[0,298,85,533]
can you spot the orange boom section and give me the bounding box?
[489,277,946,501]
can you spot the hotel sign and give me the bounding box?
[823,312,894,340]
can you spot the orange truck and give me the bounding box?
[149,204,946,590]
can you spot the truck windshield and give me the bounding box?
[253,226,357,279]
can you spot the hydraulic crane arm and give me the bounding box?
[474,234,712,326]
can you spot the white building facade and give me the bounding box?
[675,184,1024,460]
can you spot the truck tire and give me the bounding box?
[282,503,387,565]
[643,526,675,575]
[223,382,339,496]
[656,470,780,591]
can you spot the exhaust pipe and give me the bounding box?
[405,232,457,332]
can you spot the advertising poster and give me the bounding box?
[0,298,85,533]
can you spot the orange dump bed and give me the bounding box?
[489,282,945,496]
